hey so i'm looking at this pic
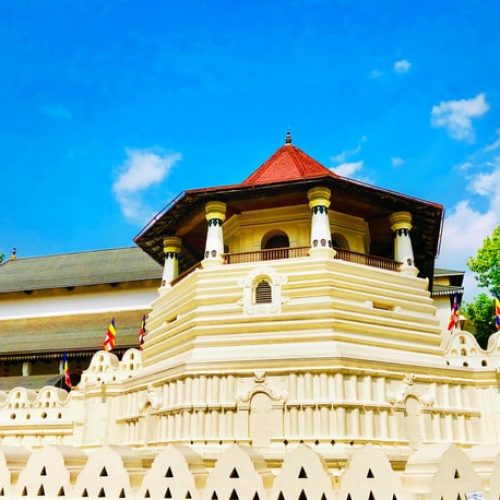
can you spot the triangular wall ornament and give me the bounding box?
[98,487,106,498]
[298,490,308,500]
[164,488,172,498]
[57,487,65,496]
[185,492,192,499]
[37,484,45,496]
[278,493,285,500]
[230,467,239,478]
[165,467,174,478]
[298,466,308,478]
[40,467,47,476]
[100,467,108,477]
[229,489,239,500]
[82,489,89,497]
[454,469,460,479]
[119,488,126,498]
[367,469,374,478]
[144,490,150,498]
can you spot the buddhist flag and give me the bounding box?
[103,318,117,352]
[447,293,461,332]
[139,315,146,349]
[62,352,72,388]
[494,292,500,330]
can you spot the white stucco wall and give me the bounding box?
[0,287,158,320]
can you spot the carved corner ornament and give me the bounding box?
[238,371,289,407]
[139,384,163,413]
[387,374,435,408]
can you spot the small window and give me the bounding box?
[255,280,272,304]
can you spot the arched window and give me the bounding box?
[254,280,272,304]
[331,233,349,250]
[261,231,290,250]
[261,231,290,261]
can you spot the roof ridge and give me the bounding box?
[6,246,141,261]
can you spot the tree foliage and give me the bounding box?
[467,225,500,292]
[464,225,500,347]
[462,294,496,349]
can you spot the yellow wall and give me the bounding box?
[224,205,369,254]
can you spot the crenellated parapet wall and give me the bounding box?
[444,330,500,369]
[0,442,499,498]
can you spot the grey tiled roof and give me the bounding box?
[0,309,150,355]
[0,247,163,294]
[0,374,63,391]
[434,268,464,276]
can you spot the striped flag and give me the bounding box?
[139,315,146,349]
[62,352,72,388]
[447,293,461,332]
[103,318,117,352]
[494,292,500,330]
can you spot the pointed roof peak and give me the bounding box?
[242,142,337,186]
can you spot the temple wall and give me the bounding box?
[0,442,498,499]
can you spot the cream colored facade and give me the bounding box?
[0,143,499,499]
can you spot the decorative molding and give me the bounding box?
[240,266,288,316]
[238,371,288,407]
[387,374,435,407]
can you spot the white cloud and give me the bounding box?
[331,136,366,163]
[431,93,490,142]
[113,148,182,224]
[391,157,405,167]
[437,156,500,300]
[331,160,364,177]
[483,129,500,153]
[394,59,411,73]
[369,69,384,79]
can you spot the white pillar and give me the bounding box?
[308,186,335,258]
[23,361,32,376]
[389,211,418,276]
[202,201,226,267]
[161,236,181,287]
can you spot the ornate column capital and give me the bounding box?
[389,211,413,232]
[307,186,332,209]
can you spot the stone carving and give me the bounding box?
[387,374,435,407]
[139,384,162,412]
[238,371,288,405]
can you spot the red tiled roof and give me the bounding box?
[242,144,337,185]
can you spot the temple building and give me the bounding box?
[0,137,499,499]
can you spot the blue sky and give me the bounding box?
[0,1,498,298]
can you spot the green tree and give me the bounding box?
[0,252,4,264]
[462,294,496,349]
[467,225,500,292]
[463,225,500,347]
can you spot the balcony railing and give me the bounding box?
[333,248,401,272]
[224,246,310,264]
[172,247,401,286]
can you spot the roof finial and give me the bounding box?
[285,130,292,145]
[10,248,16,260]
